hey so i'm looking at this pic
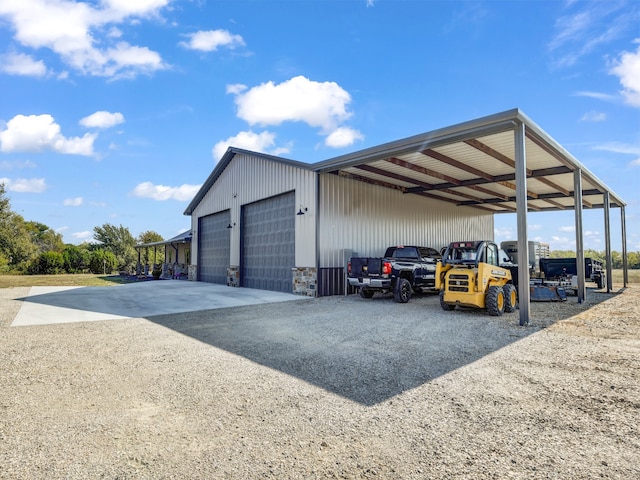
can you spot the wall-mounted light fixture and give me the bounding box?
[226,222,236,229]
[297,206,308,216]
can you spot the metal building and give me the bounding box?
[184,109,628,325]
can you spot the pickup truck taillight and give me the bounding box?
[382,261,392,275]
[347,262,351,275]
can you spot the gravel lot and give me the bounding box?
[1,285,639,479]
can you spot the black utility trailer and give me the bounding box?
[539,257,605,289]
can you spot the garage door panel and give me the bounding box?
[242,192,295,293]
[198,210,230,284]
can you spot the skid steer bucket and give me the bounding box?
[530,285,567,302]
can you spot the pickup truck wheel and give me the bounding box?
[486,286,505,316]
[503,284,518,313]
[359,288,375,299]
[439,291,455,311]
[393,278,412,303]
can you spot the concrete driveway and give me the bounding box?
[11,280,306,327]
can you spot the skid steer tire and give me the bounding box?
[486,286,505,316]
[393,278,412,303]
[439,291,455,311]
[503,284,518,313]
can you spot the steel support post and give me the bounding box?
[621,206,628,288]
[574,169,586,303]
[604,191,612,293]
[514,121,530,326]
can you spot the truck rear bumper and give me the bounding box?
[348,278,392,289]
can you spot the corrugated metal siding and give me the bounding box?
[318,174,494,267]
[190,153,317,268]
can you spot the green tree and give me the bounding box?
[0,213,38,271]
[25,221,64,253]
[137,230,165,265]
[93,223,136,271]
[88,249,118,274]
[0,184,55,272]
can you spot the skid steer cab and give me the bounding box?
[436,241,518,316]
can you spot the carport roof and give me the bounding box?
[184,108,625,216]
[313,108,625,213]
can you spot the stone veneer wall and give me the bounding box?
[227,266,240,287]
[188,264,197,281]
[293,267,317,297]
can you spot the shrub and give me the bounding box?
[88,249,118,274]
[29,251,65,274]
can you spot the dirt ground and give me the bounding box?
[1,285,638,479]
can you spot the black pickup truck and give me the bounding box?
[347,246,441,303]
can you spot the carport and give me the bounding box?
[314,108,628,326]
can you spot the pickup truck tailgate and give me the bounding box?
[350,257,384,276]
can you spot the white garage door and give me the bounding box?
[242,192,295,293]
[198,210,230,284]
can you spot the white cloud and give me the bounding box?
[226,83,247,95]
[0,0,169,79]
[0,177,46,193]
[0,160,36,170]
[212,130,290,161]
[72,230,93,240]
[494,226,514,240]
[132,181,201,201]
[324,126,364,148]
[573,91,617,102]
[558,225,575,232]
[63,197,83,206]
[230,75,353,132]
[180,29,245,52]
[580,110,607,122]
[548,2,634,68]
[528,224,543,231]
[101,0,169,17]
[0,52,47,77]
[593,142,640,167]
[593,142,640,155]
[550,235,575,249]
[80,111,125,128]
[0,114,96,156]
[609,42,640,107]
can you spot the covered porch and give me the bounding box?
[134,230,192,279]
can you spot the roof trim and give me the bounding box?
[183,147,313,215]
[135,230,192,249]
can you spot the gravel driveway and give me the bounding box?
[1,285,638,479]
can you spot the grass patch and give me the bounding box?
[0,274,134,288]
[612,269,640,284]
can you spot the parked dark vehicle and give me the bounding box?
[347,246,441,303]
[539,257,606,289]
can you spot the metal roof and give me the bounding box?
[135,230,192,249]
[313,108,625,213]
[185,109,625,216]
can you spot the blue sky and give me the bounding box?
[0,0,638,252]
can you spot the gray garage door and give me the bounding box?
[242,192,295,293]
[198,210,230,283]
